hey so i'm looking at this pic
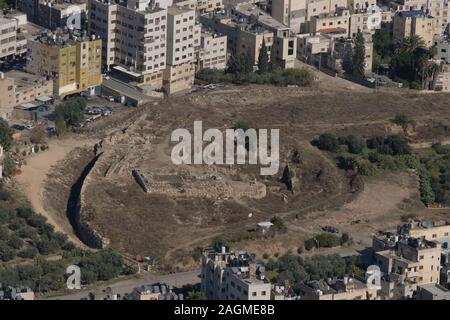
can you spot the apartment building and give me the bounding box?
[33,2,87,30]
[309,8,350,34]
[271,0,307,33]
[389,0,446,34]
[373,235,442,299]
[233,3,297,68]
[0,17,18,60]
[348,8,382,38]
[0,73,16,119]
[298,277,378,300]
[435,64,450,92]
[393,10,438,47]
[197,30,227,70]
[201,248,272,300]
[7,70,53,107]
[305,0,345,22]
[88,0,167,90]
[26,30,102,99]
[200,12,275,69]
[394,220,450,245]
[297,33,333,65]
[162,6,199,94]
[328,34,373,75]
[173,0,224,14]
[434,35,450,64]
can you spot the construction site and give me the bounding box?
[17,82,450,271]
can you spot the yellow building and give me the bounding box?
[26,31,102,99]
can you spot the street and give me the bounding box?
[46,270,201,300]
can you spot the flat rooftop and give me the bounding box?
[4,70,49,90]
[168,5,192,15]
[0,17,15,26]
[419,283,450,295]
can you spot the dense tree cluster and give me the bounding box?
[314,133,411,157]
[304,233,350,251]
[0,186,132,292]
[0,118,14,151]
[197,43,313,87]
[263,254,365,289]
[55,98,86,128]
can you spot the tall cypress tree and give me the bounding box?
[245,49,253,73]
[258,38,269,73]
[268,44,278,72]
[352,31,366,79]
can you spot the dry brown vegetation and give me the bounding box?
[41,85,450,271]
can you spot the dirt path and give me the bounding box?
[15,136,97,246]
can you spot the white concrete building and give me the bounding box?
[0,17,18,60]
[201,248,272,300]
[163,6,200,93]
[197,30,227,70]
[88,0,168,89]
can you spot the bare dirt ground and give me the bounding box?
[15,136,97,246]
[23,82,450,271]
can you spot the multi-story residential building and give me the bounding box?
[347,0,376,11]
[163,6,200,94]
[26,30,102,99]
[5,70,53,109]
[271,0,307,33]
[327,33,373,75]
[88,0,168,91]
[197,30,227,70]
[0,72,16,119]
[227,3,297,68]
[348,7,382,38]
[297,33,333,65]
[435,64,450,92]
[373,235,441,299]
[393,10,438,47]
[200,12,275,69]
[298,277,379,300]
[393,220,450,244]
[233,3,297,68]
[0,17,19,60]
[19,0,87,30]
[305,0,344,22]
[201,247,272,300]
[173,0,224,14]
[309,8,351,35]
[389,0,446,35]
[434,36,450,63]
[35,2,87,30]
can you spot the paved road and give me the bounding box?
[46,270,200,300]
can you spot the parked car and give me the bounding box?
[321,226,339,234]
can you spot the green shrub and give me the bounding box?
[315,133,340,152]
[304,239,315,251]
[17,247,38,259]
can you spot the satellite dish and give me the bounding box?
[366,4,382,31]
